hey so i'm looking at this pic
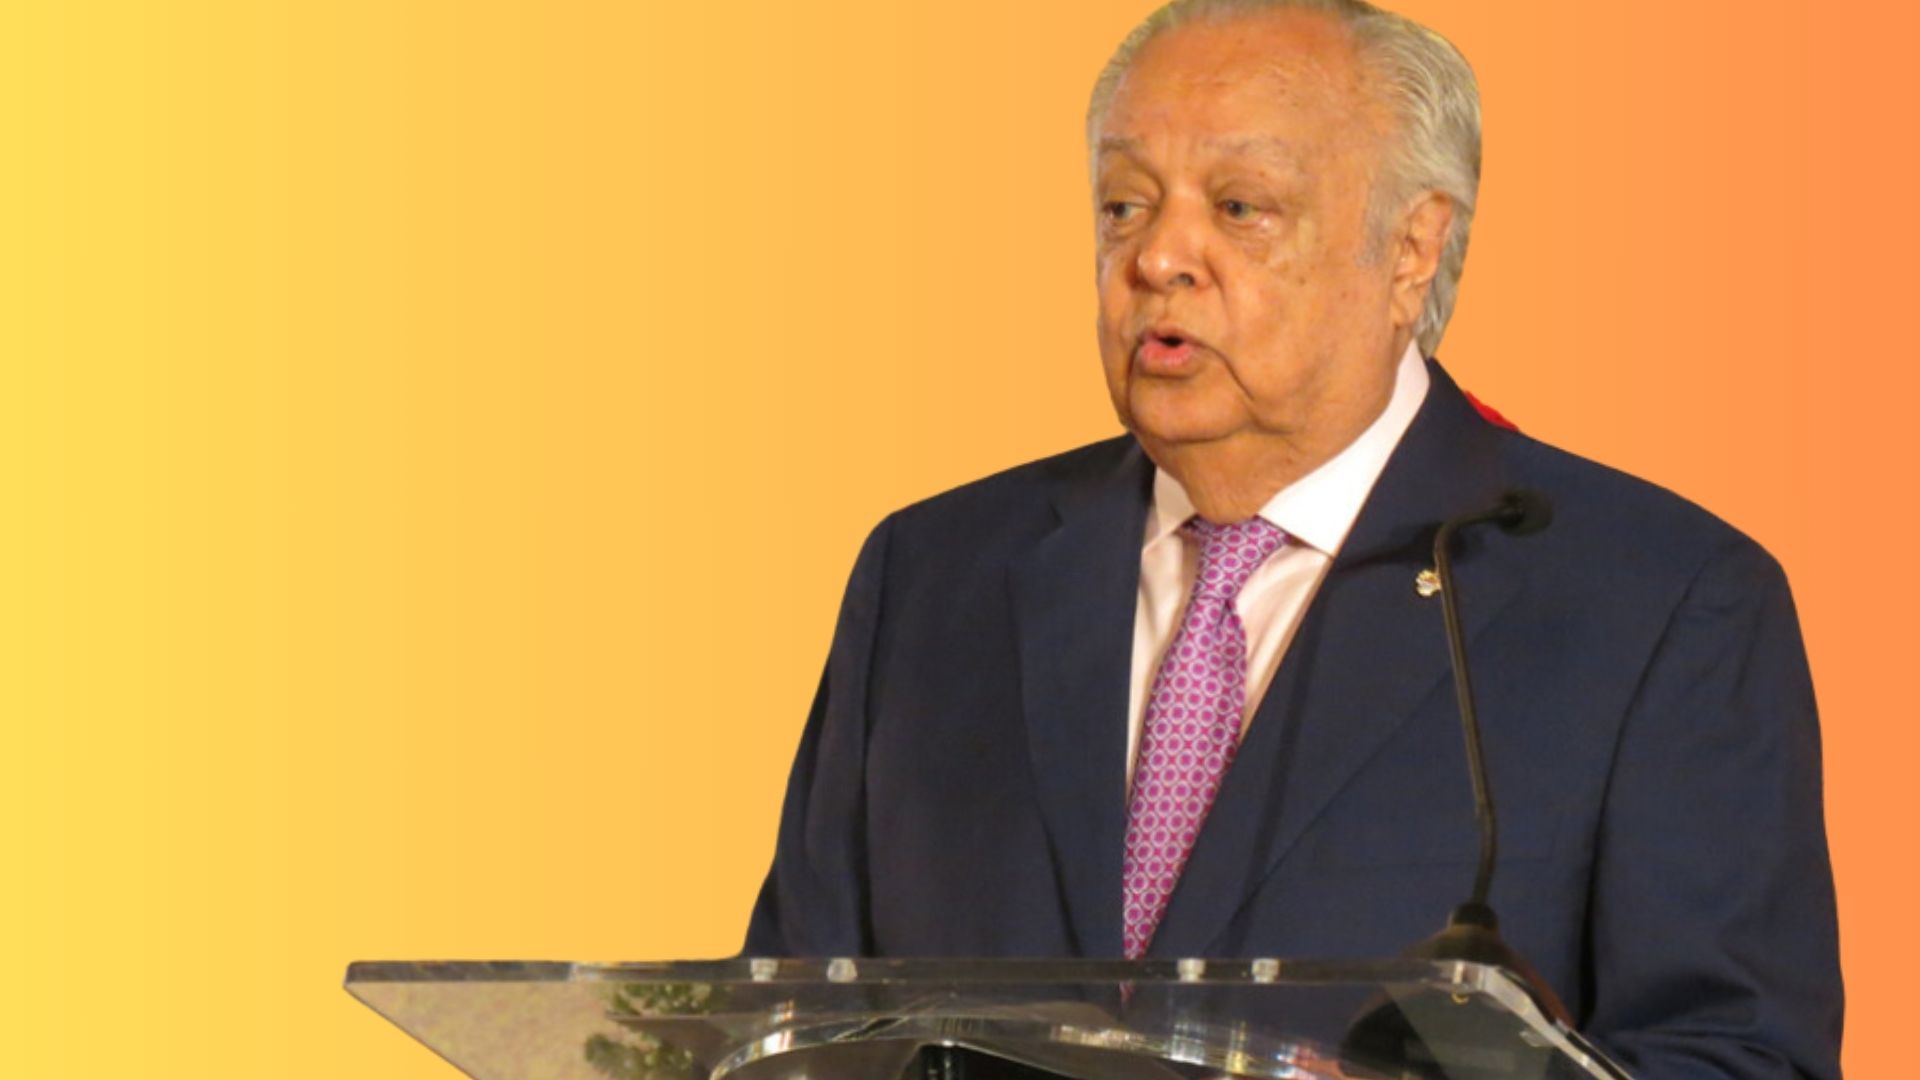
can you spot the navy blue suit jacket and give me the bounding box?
[746,363,1843,1078]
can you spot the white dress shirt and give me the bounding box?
[1127,343,1431,774]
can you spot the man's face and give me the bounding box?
[1093,11,1405,458]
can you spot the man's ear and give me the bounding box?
[1389,192,1454,331]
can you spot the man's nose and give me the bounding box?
[1134,201,1211,291]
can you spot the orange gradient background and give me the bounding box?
[3,1,1913,1076]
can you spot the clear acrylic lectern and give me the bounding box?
[346,957,1629,1078]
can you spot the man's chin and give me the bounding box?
[1121,396,1245,453]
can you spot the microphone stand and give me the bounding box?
[1408,491,1566,1023]
[1342,490,1631,1079]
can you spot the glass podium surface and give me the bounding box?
[346,957,1629,1079]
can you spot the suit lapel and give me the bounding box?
[1008,439,1154,957]
[1148,362,1521,957]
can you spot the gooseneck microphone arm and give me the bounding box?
[1432,489,1552,911]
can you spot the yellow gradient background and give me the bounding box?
[3,1,1913,1076]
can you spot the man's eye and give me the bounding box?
[1220,199,1259,221]
[1101,201,1141,223]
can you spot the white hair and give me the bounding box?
[1087,0,1482,356]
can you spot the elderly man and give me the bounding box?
[745,0,1843,1075]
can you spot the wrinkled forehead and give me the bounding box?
[1094,11,1384,156]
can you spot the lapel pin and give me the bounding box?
[1415,568,1442,598]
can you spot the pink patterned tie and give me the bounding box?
[1122,516,1287,959]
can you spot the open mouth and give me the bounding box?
[1136,328,1200,370]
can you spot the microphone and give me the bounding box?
[1341,489,1631,1079]
[1431,488,1552,919]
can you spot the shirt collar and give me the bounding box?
[1147,341,1431,556]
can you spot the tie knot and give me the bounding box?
[1182,516,1287,600]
